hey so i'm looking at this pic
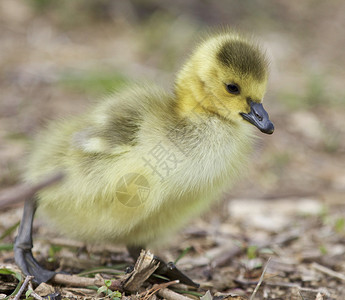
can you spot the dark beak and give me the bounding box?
[240,101,274,134]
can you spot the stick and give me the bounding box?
[14,275,34,300]
[311,262,345,282]
[51,250,159,292]
[140,280,179,300]
[52,273,123,289]
[157,288,192,300]
[250,257,272,300]
[121,249,160,292]
[28,282,44,300]
[0,172,64,209]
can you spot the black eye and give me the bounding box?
[226,83,240,94]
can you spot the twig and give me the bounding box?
[0,172,64,209]
[52,250,160,292]
[157,287,192,300]
[28,282,44,300]
[250,257,272,300]
[311,262,345,282]
[140,280,179,300]
[14,275,34,300]
[121,249,160,293]
[52,273,122,289]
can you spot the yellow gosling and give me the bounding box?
[15,31,274,285]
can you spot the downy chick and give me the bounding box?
[15,31,274,285]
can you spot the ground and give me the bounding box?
[0,1,344,299]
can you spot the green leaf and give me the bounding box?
[247,245,258,259]
[84,285,99,291]
[0,268,22,281]
[25,288,33,298]
[97,286,108,294]
[173,289,204,297]
[0,268,23,299]
[174,246,192,264]
[104,279,112,288]
[152,273,169,281]
[109,290,122,299]
[77,265,126,277]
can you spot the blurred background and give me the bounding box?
[0,0,344,297]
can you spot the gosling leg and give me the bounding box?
[14,197,56,284]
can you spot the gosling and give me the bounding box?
[15,31,274,285]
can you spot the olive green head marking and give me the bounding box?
[217,40,269,81]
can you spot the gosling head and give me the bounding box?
[175,32,274,134]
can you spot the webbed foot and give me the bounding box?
[155,258,199,288]
[14,243,56,284]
